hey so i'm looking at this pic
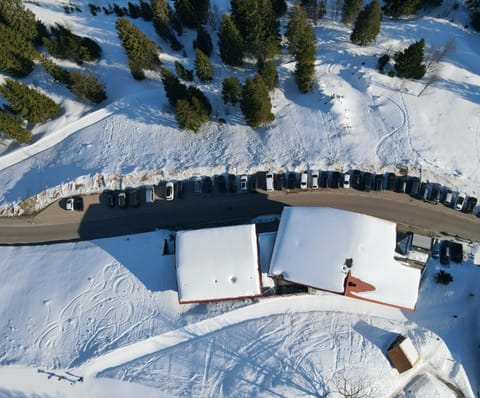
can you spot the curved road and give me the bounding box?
[0,188,478,245]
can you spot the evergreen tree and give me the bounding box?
[193,26,213,57]
[0,79,61,124]
[116,17,161,77]
[218,14,244,67]
[175,97,208,132]
[394,39,426,79]
[0,23,38,77]
[0,0,46,45]
[341,0,363,24]
[231,0,280,60]
[271,0,287,17]
[139,0,154,20]
[195,48,213,81]
[466,0,480,30]
[240,74,274,127]
[301,0,326,22]
[160,67,188,107]
[383,0,421,18]
[151,0,183,51]
[257,59,278,91]
[350,0,381,46]
[39,56,71,85]
[175,61,194,81]
[174,0,209,28]
[0,110,31,144]
[222,76,242,105]
[68,72,107,104]
[187,85,212,116]
[286,3,307,55]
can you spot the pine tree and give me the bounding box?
[151,0,183,51]
[175,97,209,132]
[383,0,422,18]
[195,48,213,81]
[218,14,244,67]
[68,72,107,104]
[193,25,213,57]
[175,61,194,81]
[39,56,71,85]
[160,67,188,107]
[286,3,307,55]
[394,39,426,79]
[301,0,326,23]
[222,76,242,105]
[0,0,46,45]
[0,110,32,144]
[350,0,381,46]
[240,74,274,128]
[341,0,363,24]
[174,0,209,28]
[257,59,278,91]
[271,0,287,17]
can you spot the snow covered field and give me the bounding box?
[0,230,478,396]
[0,0,478,214]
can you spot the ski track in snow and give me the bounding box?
[76,295,406,377]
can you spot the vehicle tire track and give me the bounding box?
[287,104,309,169]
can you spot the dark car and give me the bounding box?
[128,189,140,208]
[274,173,285,190]
[394,175,407,193]
[249,174,258,192]
[373,174,384,191]
[363,172,372,192]
[117,191,128,208]
[319,171,328,188]
[385,172,396,191]
[451,242,463,263]
[417,182,428,200]
[103,190,115,208]
[427,183,441,204]
[203,176,213,193]
[351,170,362,190]
[463,196,477,214]
[440,241,450,266]
[228,174,237,193]
[406,177,420,197]
[214,175,226,192]
[329,171,341,189]
[287,172,297,189]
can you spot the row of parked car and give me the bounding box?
[432,240,463,266]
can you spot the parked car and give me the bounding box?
[440,241,450,266]
[203,176,213,193]
[363,172,372,192]
[300,171,308,189]
[462,196,477,214]
[266,172,274,191]
[406,177,420,197]
[451,242,463,263]
[329,171,341,189]
[287,172,297,189]
[311,170,319,190]
[351,170,362,190]
[66,197,83,211]
[193,177,202,194]
[319,171,328,188]
[117,191,127,208]
[128,188,140,208]
[249,174,258,192]
[417,182,428,200]
[427,183,441,204]
[274,173,285,190]
[165,182,175,200]
[394,175,407,193]
[442,187,454,207]
[373,174,384,191]
[145,185,154,203]
[214,175,226,193]
[343,172,351,188]
[240,175,248,192]
[431,241,440,259]
[103,190,115,208]
[385,172,396,191]
[228,174,237,193]
[455,192,466,211]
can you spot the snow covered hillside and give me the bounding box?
[0,0,479,214]
[0,230,478,397]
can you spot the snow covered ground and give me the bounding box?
[0,0,479,214]
[0,230,478,397]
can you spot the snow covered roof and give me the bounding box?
[268,207,421,310]
[258,232,277,289]
[176,225,261,303]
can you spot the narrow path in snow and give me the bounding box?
[76,294,405,377]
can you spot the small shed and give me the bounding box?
[411,234,433,252]
[387,335,419,373]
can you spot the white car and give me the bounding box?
[240,175,248,191]
[165,182,175,201]
[311,170,319,190]
[300,171,308,189]
[145,185,154,203]
[455,192,466,211]
[66,197,83,211]
[343,173,351,188]
[266,172,274,191]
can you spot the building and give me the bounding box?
[386,335,420,373]
[175,224,262,303]
[268,207,422,310]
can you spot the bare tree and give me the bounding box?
[330,372,375,398]
[418,37,455,97]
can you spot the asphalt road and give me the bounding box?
[0,187,479,245]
